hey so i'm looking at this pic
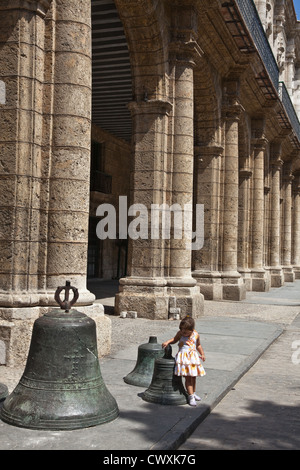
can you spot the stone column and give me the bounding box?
[221,80,246,300]
[238,168,252,290]
[286,41,296,97]
[0,1,50,308]
[167,38,203,316]
[255,0,267,29]
[0,1,51,366]
[268,143,284,287]
[0,0,111,366]
[292,172,300,278]
[193,145,223,300]
[41,0,95,306]
[115,99,174,319]
[250,125,270,291]
[41,0,110,354]
[282,163,295,282]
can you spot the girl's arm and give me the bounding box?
[196,334,206,361]
[162,330,181,349]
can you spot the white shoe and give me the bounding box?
[193,393,201,401]
[188,395,197,406]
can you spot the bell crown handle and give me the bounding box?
[54,281,79,312]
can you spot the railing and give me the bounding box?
[230,0,300,142]
[278,82,300,141]
[235,0,279,90]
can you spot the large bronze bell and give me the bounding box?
[142,345,188,405]
[0,282,119,430]
[124,336,164,387]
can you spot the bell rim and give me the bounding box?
[0,406,119,430]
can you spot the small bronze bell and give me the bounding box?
[0,282,119,430]
[124,336,164,387]
[142,345,188,405]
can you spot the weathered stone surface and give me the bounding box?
[1,0,300,366]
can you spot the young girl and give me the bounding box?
[162,316,206,406]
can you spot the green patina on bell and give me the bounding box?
[142,345,188,405]
[0,282,119,430]
[0,383,8,402]
[124,336,165,387]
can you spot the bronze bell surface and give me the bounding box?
[142,345,188,405]
[0,383,8,402]
[124,336,165,387]
[0,282,119,430]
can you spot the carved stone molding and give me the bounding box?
[169,40,203,68]
[251,137,268,152]
[0,0,51,17]
[127,99,173,117]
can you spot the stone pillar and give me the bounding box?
[0,1,51,366]
[255,0,267,29]
[238,168,252,290]
[115,99,173,319]
[282,163,295,282]
[167,37,203,316]
[0,0,110,366]
[193,145,223,299]
[268,143,284,287]
[43,0,110,352]
[40,0,94,306]
[292,172,300,278]
[286,41,296,97]
[249,123,270,291]
[0,1,50,308]
[220,80,246,300]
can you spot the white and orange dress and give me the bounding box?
[174,330,206,377]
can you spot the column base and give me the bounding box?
[0,284,96,308]
[241,268,271,292]
[293,266,300,279]
[221,271,246,301]
[0,302,109,368]
[238,269,252,291]
[115,277,204,319]
[282,266,295,283]
[265,266,284,287]
[192,271,223,300]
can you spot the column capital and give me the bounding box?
[239,169,252,179]
[194,144,224,158]
[283,162,294,182]
[222,103,245,122]
[127,99,173,116]
[270,141,283,168]
[169,40,203,68]
[169,0,203,67]
[251,137,268,151]
[270,140,283,156]
[270,158,284,169]
[293,173,300,193]
[0,0,51,17]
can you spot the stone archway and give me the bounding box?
[114,1,204,318]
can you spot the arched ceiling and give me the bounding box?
[91,0,132,142]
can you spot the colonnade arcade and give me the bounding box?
[0,0,299,365]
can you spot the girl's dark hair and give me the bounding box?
[179,316,195,331]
